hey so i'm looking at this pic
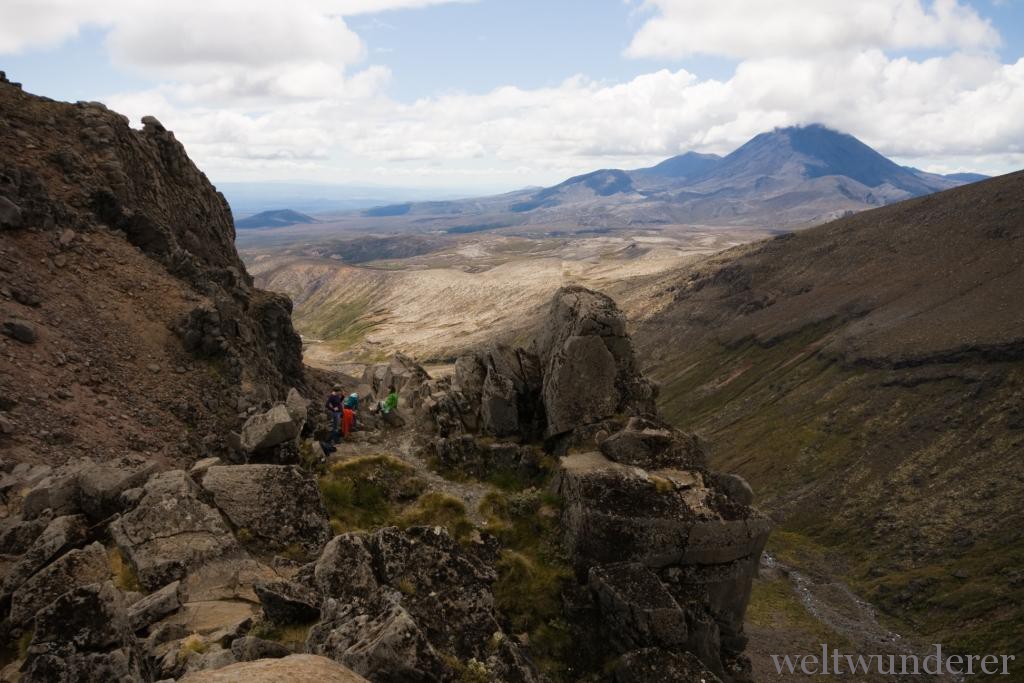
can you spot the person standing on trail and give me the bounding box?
[343,392,359,411]
[343,392,359,430]
[342,404,355,439]
[325,386,344,443]
[379,386,398,415]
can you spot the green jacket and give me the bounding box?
[382,392,398,414]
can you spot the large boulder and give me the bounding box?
[200,464,331,559]
[599,417,707,470]
[127,580,183,632]
[555,452,769,573]
[109,470,239,591]
[178,654,370,682]
[20,582,145,683]
[10,541,109,626]
[535,287,657,437]
[239,404,300,453]
[76,457,159,521]
[253,579,321,624]
[2,514,89,598]
[307,526,538,683]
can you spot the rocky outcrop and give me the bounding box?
[20,582,146,683]
[0,74,305,428]
[535,286,657,437]
[200,464,331,559]
[109,470,239,591]
[411,286,769,681]
[555,450,768,679]
[301,526,538,682]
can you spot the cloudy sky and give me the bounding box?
[2,0,1023,192]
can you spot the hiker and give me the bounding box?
[342,404,355,439]
[343,392,359,430]
[325,385,344,443]
[377,386,398,415]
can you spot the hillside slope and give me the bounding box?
[633,171,1024,657]
[0,73,311,467]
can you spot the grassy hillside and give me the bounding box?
[635,171,1024,663]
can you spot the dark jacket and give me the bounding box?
[325,394,344,413]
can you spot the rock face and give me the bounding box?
[535,286,657,437]
[20,582,146,683]
[555,450,769,679]
[200,464,331,558]
[109,470,239,591]
[302,526,538,683]
[239,404,300,453]
[0,74,306,464]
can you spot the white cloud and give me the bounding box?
[2,0,1021,189]
[626,0,1000,59]
[102,48,1024,188]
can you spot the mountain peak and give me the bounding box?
[711,123,950,196]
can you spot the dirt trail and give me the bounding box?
[763,553,963,683]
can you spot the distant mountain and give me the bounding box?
[235,209,317,230]
[357,125,982,232]
[219,181,474,216]
[944,172,990,183]
[632,151,722,181]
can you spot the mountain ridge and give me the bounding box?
[356,124,980,232]
[236,208,317,230]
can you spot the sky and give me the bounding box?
[1,0,1023,193]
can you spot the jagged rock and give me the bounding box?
[589,562,688,652]
[481,369,519,435]
[711,473,755,507]
[2,514,88,597]
[285,388,310,427]
[313,534,380,602]
[127,580,182,632]
[200,464,331,558]
[230,636,292,661]
[21,469,80,520]
[556,452,769,573]
[76,457,158,521]
[308,526,538,683]
[599,417,707,470]
[0,195,22,229]
[612,648,723,683]
[189,456,223,479]
[178,654,370,682]
[536,287,657,437]
[109,470,238,591]
[0,514,51,555]
[1,318,37,344]
[310,594,447,681]
[361,353,430,398]
[20,581,144,683]
[10,541,109,626]
[239,404,300,453]
[253,579,321,624]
